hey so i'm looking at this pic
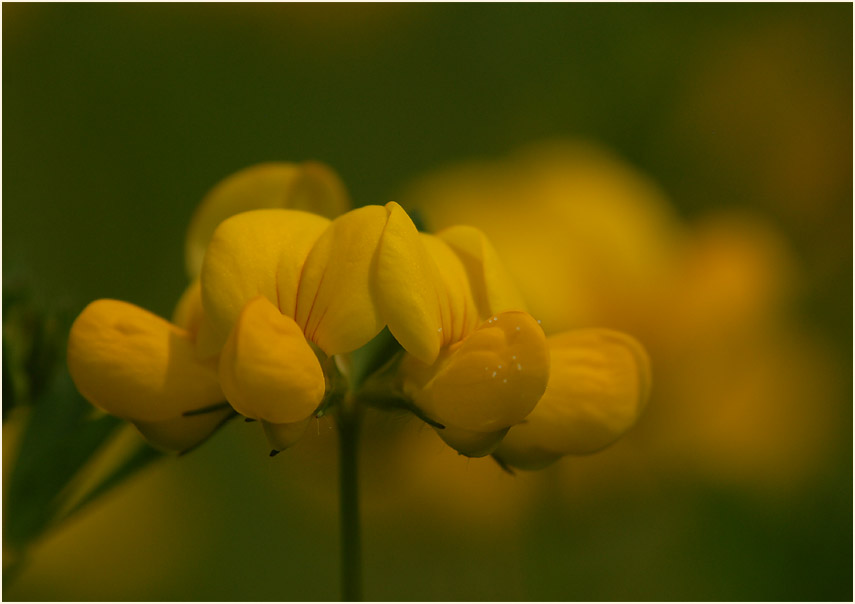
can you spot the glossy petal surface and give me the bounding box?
[200,209,329,355]
[373,202,443,363]
[67,299,224,423]
[373,202,479,363]
[296,204,388,354]
[403,310,549,433]
[218,296,325,424]
[495,328,651,469]
[420,233,479,346]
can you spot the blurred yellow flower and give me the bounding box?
[405,140,840,494]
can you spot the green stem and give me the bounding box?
[337,396,362,602]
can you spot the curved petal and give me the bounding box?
[434,425,510,458]
[199,209,330,356]
[172,278,203,336]
[372,203,450,364]
[373,202,479,363]
[134,409,233,453]
[67,300,225,423]
[185,161,350,277]
[437,225,527,319]
[402,310,550,435]
[295,204,388,355]
[262,418,313,453]
[419,233,479,346]
[372,201,441,363]
[218,296,326,425]
[494,329,651,470]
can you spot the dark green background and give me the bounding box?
[4,3,852,601]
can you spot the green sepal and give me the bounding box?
[182,401,232,417]
[343,327,403,392]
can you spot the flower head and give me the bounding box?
[67,159,651,465]
[372,205,552,456]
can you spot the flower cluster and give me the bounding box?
[67,162,651,469]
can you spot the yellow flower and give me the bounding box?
[68,157,651,466]
[198,202,395,450]
[372,204,552,456]
[68,162,351,452]
[399,143,656,468]
[405,140,838,491]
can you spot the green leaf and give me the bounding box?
[3,369,124,549]
[56,440,163,526]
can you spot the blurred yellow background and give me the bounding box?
[3,4,851,601]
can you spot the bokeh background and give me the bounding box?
[3,3,852,601]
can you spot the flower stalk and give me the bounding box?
[337,394,362,602]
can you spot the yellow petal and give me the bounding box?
[218,296,325,425]
[433,425,510,458]
[495,329,651,470]
[193,317,222,361]
[437,225,527,319]
[67,300,225,423]
[134,409,233,453]
[372,202,479,363]
[295,204,388,355]
[185,161,350,277]
[403,310,549,434]
[200,209,329,355]
[172,278,203,336]
[172,278,221,360]
[262,418,312,452]
[419,233,479,346]
[372,202,443,363]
